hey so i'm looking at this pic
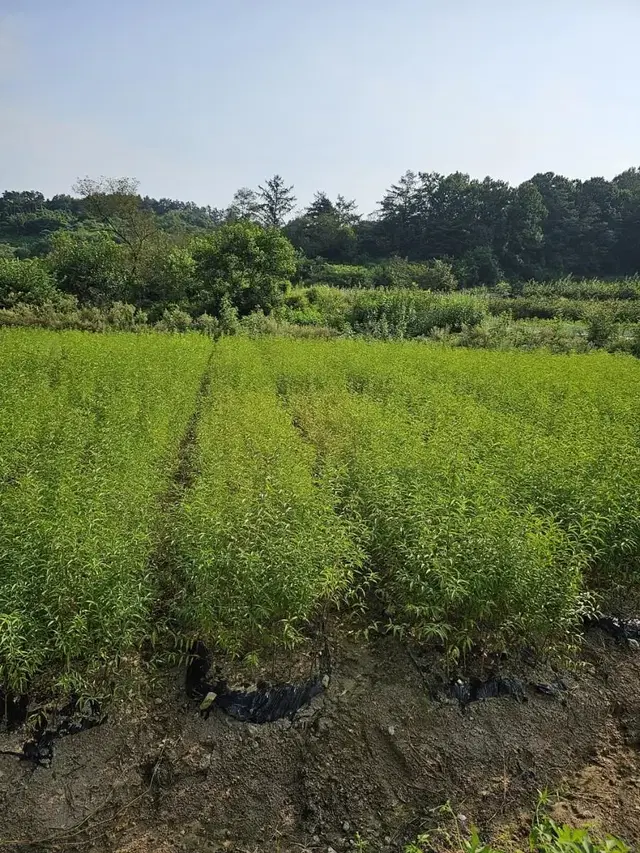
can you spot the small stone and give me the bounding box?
[343,821,350,832]
[387,725,396,736]
[200,691,218,712]
[576,806,595,820]
[154,697,163,706]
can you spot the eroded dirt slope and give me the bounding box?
[1,630,639,852]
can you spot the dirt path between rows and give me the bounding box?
[1,627,639,853]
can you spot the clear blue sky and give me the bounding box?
[1,0,639,214]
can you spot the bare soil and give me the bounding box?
[1,628,639,853]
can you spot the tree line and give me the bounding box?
[2,167,640,289]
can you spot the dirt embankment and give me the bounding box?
[1,627,639,853]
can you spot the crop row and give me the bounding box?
[2,331,640,693]
[224,339,640,652]
[0,329,211,692]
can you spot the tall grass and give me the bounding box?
[171,338,362,655]
[3,331,640,689]
[299,286,488,337]
[0,329,211,692]
[520,277,640,301]
[488,295,640,323]
[216,338,640,654]
[288,389,586,654]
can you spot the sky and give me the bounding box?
[1,0,639,215]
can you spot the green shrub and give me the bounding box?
[417,258,458,291]
[308,263,373,289]
[193,312,221,339]
[306,285,352,331]
[283,288,311,311]
[47,231,130,304]
[155,305,193,332]
[523,277,640,301]
[0,256,62,307]
[585,305,615,347]
[191,220,296,317]
[137,245,198,310]
[457,246,503,288]
[106,301,147,331]
[347,289,486,337]
[218,294,240,335]
[369,258,459,292]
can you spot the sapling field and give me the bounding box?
[1,329,640,694]
[0,329,211,692]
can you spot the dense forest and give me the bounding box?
[3,168,640,286]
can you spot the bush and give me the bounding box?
[523,277,640,301]
[191,220,296,317]
[240,309,280,337]
[278,291,324,326]
[106,301,148,331]
[155,306,193,332]
[47,232,129,304]
[306,285,352,331]
[193,313,221,339]
[493,280,512,297]
[370,257,415,289]
[218,294,240,335]
[283,289,311,311]
[347,289,487,338]
[0,257,63,307]
[585,305,615,347]
[308,263,374,289]
[137,245,197,310]
[415,258,458,292]
[457,246,503,288]
[371,258,459,292]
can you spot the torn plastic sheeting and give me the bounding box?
[1,697,106,767]
[186,641,330,724]
[214,678,327,723]
[0,690,29,730]
[21,705,106,766]
[531,680,568,698]
[587,614,640,642]
[442,676,527,708]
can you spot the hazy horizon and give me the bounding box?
[2,0,639,214]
